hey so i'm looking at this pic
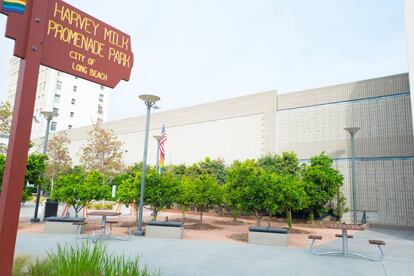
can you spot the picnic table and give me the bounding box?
[309,223,385,261]
[326,223,363,256]
[87,211,125,241]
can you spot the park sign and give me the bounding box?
[0,0,133,274]
[1,0,134,87]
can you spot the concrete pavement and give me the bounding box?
[14,228,414,276]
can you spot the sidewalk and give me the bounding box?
[14,228,414,276]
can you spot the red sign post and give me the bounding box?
[0,1,133,274]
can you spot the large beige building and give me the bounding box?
[55,73,413,229]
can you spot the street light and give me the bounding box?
[344,127,360,225]
[134,94,160,236]
[31,111,58,223]
[153,135,162,173]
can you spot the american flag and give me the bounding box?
[159,125,167,172]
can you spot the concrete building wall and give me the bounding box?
[63,91,278,165]
[277,73,414,228]
[48,73,413,228]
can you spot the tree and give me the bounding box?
[116,169,140,219]
[52,170,109,217]
[303,153,344,223]
[258,152,301,176]
[0,102,12,154]
[276,175,308,229]
[145,170,180,220]
[80,121,124,175]
[46,132,72,179]
[25,153,48,186]
[187,157,226,184]
[0,102,12,134]
[226,160,268,226]
[0,153,48,201]
[176,176,193,219]
[184,174,222,223]
[166,164,187,179]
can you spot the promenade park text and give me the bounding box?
[47,2,131,82]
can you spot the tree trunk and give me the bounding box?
[307,211,314,225]
[232,209,239,222]
[200,210,203,224]
[255,211,262,227]
[181,206,186,219]
[268,213,272,228]
[287,210,293,229]
[153,209,158,221]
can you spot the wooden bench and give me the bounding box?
[106,220,119,236]
[44,217,86,234]
[308,235,327,255]
[369,240,386,261]
[248,227,288,247]
[145,221,184,239]
[335,234,354,239]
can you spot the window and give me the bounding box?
[54,94,60,104]
[53,108,59,114]
[73,85,77,92]
[71,98,76,105]
[56,81,62,90]
[98,106,103,115]
[68,125,73,129]
[99,94,104,103]
[70,112,74,118]
[50,122,57,131]
[100,85,104,90]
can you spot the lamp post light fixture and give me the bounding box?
[344,127,360,225]
[134,94,160,236]
[31,111,58,223]
[153,135,162,173]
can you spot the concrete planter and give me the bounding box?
[248,227,288,247]
[44,217,85,234]
[145,221,184,239]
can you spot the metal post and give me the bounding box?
[31,117,51,223]
[134,102,152,236]
[0,0,50,272]
[154,135,161,174]
[350,133,357,225]
[345,127,359,225]
[156,140,160,173]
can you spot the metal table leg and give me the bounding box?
[101,215,107,237]
[342,228,349,256]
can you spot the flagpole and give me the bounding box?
[154,135,162,174]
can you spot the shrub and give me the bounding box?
[28,243,158,276]
[89,202,115,210]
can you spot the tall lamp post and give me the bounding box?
[153,135,162,173]
[344,127,360,225]
[134,94,160,236]
[31,111,58,223]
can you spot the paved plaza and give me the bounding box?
[14,228,414,276]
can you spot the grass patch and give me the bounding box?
[89,202,115,210]
[13,242,158,276]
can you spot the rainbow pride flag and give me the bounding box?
[159,125,167,173]
[2,0,27,14]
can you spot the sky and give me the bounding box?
[0,0,408,121]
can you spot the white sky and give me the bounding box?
[0,0,408,121]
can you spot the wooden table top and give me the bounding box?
[87,211,122,217]
[326,223,364,230]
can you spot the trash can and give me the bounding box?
[43,199,59,220]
